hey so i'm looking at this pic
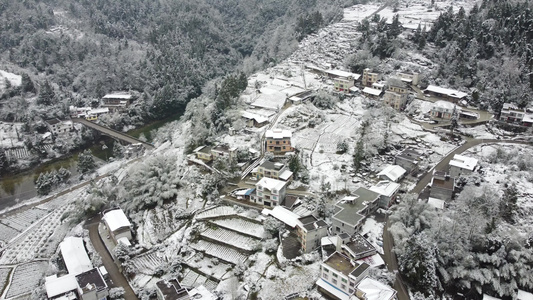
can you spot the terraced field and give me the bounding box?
[201,227,258,251]
[191,240,247,265]
[210,217,265,238]
[130,251,167,275]
[196,206,236,220]
[5,261,46,298]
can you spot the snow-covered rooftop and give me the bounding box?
[265,129,292,139]
[256,177,288,192]
[362,87,382,96]
[60,237,93,275]
[428,197,445,209]
[102,92,133,99]
[449,154,478,171]
[241,111,268,123]
[518,290,533,300]
[377,165,406,182]
[483,294,501,300]
[425,85,468,99]
[432,100,455,110]
[325,69,361,80]
[356,277,397,300]
[45,274,78,298]
[102,208,132,232]
[279,169,293,181]
[262,206,302,228]
[88,107,110,115]
[369,181,400,198]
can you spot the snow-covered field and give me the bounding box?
[191,240,248,265]
[0,70,21,91]
[0,123,25,149]
[201,227,258,251]
[210,217,265,239]
[4,261,47,298]
[196,206,237,220]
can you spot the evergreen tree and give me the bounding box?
[21,73,35,93]
[288,154,302,179]
[35,172,53,195]
[499,185,518,224]
[77,150,96,174]
[389,14,402,38]
[112,141,125,159]
[0,147,9,175]
[37,80,55,106]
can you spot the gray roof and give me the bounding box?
[350,262,370,278]
[333,188,380,226]
[260,160,285,171]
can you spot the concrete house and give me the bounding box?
[355,277,397,300]
[45,118,74,136]
[383,79,409,111]
[449,154,478,177]
[265,129,294,154]
[254,160,293,182]
[430,171,455,201]
[332,188,380,236]
[101,92,134,113]
[316,252,371,299]
[242,111,269,128]
[362,68,380,87]
[75,268,109,300]
[430,100,455,120]
[499,103,525,124]
[394,148,423,173]
[156,279,190,300]
[102,208,133,245]
[339,234,377,261]
[211,144,236,161]
[424,85,467,103]
[398,71,420,85]
[193,146,213,162]
[296,215,328,253]
[252,177,288,207]
[377,165,406,182]
[370,181,401,208]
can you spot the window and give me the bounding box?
[341,284,346,290]
[332,279,337,285]
[276,141,280,145]
[323,268,329,273]
[349,288,354,294]
[323,274,328,280]
[341,278,347,283]
[332,273,338,278]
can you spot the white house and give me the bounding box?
[355,277,397,300]
[102,208,133,244]
[430,100,455,120]
[45,118,74,136]
[449,154,478,177]
[60,237,93,275]
[424,85,468,103]
[377,165,406,182]
[369,181,401,208]
[316,252,370,299]
[251,177,288,207]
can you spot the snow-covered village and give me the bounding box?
[0,0,532,300]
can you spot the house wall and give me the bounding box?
[334,79,354,93]
[255,185,286,207]
[378,194,395,209]
[321,265,352,295]
[332,218,359,236]
[299,226,328,253]
[112,228,132,243]
[266,138,292,153]
[196,152,212,162]
[383,91,407,110]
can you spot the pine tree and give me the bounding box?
[288,154,301,179]
[77,150,96,174]
[21,73,35,93]
[35,172,53,195]
[399,232,439,295]
[37,80,56,106]
[499,185,518,224]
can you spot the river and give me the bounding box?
[0,113,181,211]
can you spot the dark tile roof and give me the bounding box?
[156,279,189,300]
[75,268,107,292]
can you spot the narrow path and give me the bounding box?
[86,217,138,300]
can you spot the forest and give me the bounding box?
[0,0,355,123]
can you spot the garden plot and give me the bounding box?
[0,204,73,264]
[191,240,247,265]
[130,251,167,275]
[0,267,12,296]
[0,223,21,244]
[36,189,80,211]
[5,261,47,298]
[181,269,219,290]
[201,227,258,251]
[210,217,264,239]
[187,253,231,280]
[195,206,237,220]
[1,207,48,232]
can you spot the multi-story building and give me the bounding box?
[500,103,525,123]
[316,252,370,299]
[430,171,455,201]
[430,100,455,120]
[369,180,401,208]
[394,148,423,173]
[75,268,109,300]
[254,160,293,181]
[251,177,288,207]
[296,215,328,253]
[398,71,420,85]
[101,92,134,113]
[449,154,478,177]
[193,146,213,162]
[383,80,409,111]
[361,68,380,87]
[45,118,74,136]
[265,129,294,154]
[331,188,380,236]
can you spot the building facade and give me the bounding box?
[265,129,294,154]
[362,68,380,87]
[251,177,288,207]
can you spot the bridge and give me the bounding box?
[72,118,155,150]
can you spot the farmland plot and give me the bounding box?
[0,223,21,244]
[1,208,47,232]
[181,269,219,290]
[191,240,247,265]
[5,261,47,298]
[187,253,230,280]
[210,217,264,239]
[0,267,12,296]
[130,251,167,275]
[201,227,258,251]
[0,204,73,264]
[196,206,237,220]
